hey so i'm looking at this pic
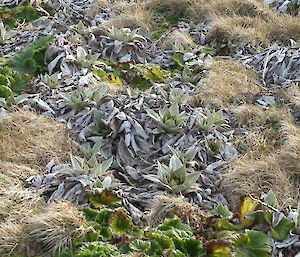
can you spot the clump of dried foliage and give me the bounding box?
[0,110,77,168]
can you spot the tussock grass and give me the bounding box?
[145,0,300,45]
[25,201,86,255]
[87,0,110,17]
[195,59,260,107]
[0,110,77,169]
[160,30,196,50]
[235,104,291,128]
[0,161,37,190]
[234,130,278,159]
[149,195,205,233]
[0,187,44,223]
[207,15,270,45]
[223,121,300,208]
[222,155,296,208]
[110,2,154,31]
[0,221,26,257]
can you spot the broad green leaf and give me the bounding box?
[110,209,132,234]
[265,212,295,241]
[170,154,183,171]
[264,190,278,208]
[176,238,205,257]
[185,172,200,185]
[146,108,160,121]
[129,240,151,253]
[158,218,191,232]
[214,219,243,232]
[89,190,119,208]
[211,204,233,219]
[233,230,272,257]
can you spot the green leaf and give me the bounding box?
[184,146,198,162]
[233,230,272,257]
[211,205,233,219]
[99,226,112,240]
[200,48,217,56]
[77,242,119,257]
[82,207,101,221]
[130,75,152,90]
[81,231,100,242]
[265,212,295,241]
[99,157,113,174]
[129,240,151,253]
[146,108,160,121]
[7,35,54,76]
[264,190,278,208]
[149,232,175,254]
[172,53,185,67]
[170,154,184,171]
[185,172,200,186]
[89,190,119,208]
[176,238,205,257]
[214,219,243,232]
[110,209,132,234]
[169,250,186,257]
[158,218,191,232]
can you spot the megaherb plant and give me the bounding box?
[76,46,100,69]
[7,35,55,76]
[0,66,27,99]
[61,86,107,110]
[197,110,224,133]
[0,36,54,100]
[0,3,40,29]
[144,153,200,194]
[29,151,114,204]
[99,27,148,63]
[87,109,110,137]
[146,104,186,133]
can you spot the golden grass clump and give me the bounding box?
[25,201,86,255]
[196,59,260,107]
[222,155,296,208]
[110,2,154,31]
[0,110,77,169]
[223,121,300,208]
[0,221,26,257]
[160,30,196,50]
[234,131,278,159]
[207,15,270,45]
[207,14,300,46]
[147,0,271,21]
[146,0,192,18]
[146,0,300,45]
[276,121,300,175]
[268,15,300,44]
[0,187,44,223]
[0,161,37,190]
[148,195,206,233]
[235,104,291,128]
[87,0,110,17]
